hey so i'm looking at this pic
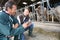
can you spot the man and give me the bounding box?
[16,8,34,40]
[0,1,29,40]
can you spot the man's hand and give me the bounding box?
[22,22,29,29]
[13,23,19,29]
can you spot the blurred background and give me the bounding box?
[0,0,60,40]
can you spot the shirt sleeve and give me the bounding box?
[12,16,19,24]
[0,13,10,36]
[11,25,25,36]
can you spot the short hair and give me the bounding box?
[5,1,16,10]
[23,8,30,12]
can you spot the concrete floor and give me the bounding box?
[23,22,60,40]
[11,22,60,40]
[24,32,59,40]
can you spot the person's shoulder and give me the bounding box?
[0,11,9,18]
[0,11,6,15]
[0,11,5,16]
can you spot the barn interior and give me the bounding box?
[0,0,60,40]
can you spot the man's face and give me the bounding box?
[10,5,17,16]
[24,9,30,16]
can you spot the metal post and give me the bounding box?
[46,8,49,22]
[46,0,50,22]
[52,15,54,22]
[40,0,44,22]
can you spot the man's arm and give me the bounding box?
[0,13,10,36]
[12,16,19,29]
[0,23,10,36]
[11,16,29,35]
